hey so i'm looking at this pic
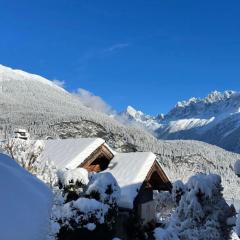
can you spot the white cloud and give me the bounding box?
[52,79,65,88]
[74,88,112,114]
[104,43,129,53]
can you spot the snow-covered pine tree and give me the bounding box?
[154,174,234,240]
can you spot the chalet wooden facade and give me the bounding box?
[135,161,172,206]
[134,161,172,224]
[80,144,114,172]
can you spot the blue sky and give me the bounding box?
[0,0,240,115]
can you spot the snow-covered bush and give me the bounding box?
[87,172,120,206]
[37,159,58,187]
[154,174,233,240]
[171,180,185,205]
[55,197,109,232]
[59,168,89,187]
[1,138,58,186]
[58,168,89,202]
[154,191,175,224]
[50,169,120,239]
[2,138,43,170]
[87,172,121,230]
[154,227,179,240]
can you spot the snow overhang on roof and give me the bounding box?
[105,152,156,209]
[103,143,116,155]
[15,128,27,133]
[39,138,105,170]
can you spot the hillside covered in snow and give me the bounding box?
[0,65,240,202]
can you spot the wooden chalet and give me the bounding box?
[40,138,171,225]
[105,152,171,225]
[39,138,114,171]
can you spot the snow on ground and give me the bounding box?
[166,117,214,133]
[39,138,105,169]
[105,152,156,209]
[0,153,52,240]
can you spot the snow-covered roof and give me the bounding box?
[14,128,27,133]
[103,143,116,155]
[105,152,156,209]
[39,138,105,170]
[0,153,52,240]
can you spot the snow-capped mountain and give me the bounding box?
[162,90,239,124]
[119,106,161,130]
[121,91,240,153]
[0,64,240,202]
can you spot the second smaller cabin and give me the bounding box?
[105,152,171,224]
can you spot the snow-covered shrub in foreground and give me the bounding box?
[171,180,185,204]
[55,197,109,231]
[59,168,89,187]
[154,227,179,240]
[154,191,175,224]
[58,168,89,202]
[50,169,120,239]
[2,138,43,170]
[1,138,58,186]
[155,174,234,240]
[87,172,120,206]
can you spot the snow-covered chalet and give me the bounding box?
[39,138,172,224]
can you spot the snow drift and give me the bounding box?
[0,153,52,240]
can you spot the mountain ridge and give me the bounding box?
[120,90,240,153]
